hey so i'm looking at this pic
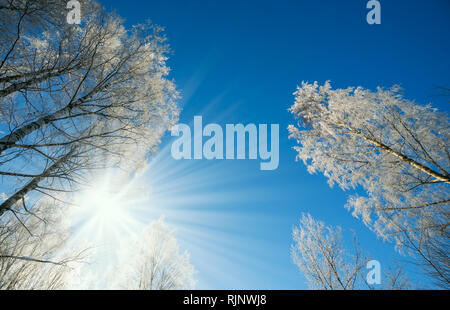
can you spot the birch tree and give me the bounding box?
[0,0,179,217]
[292,213,366,290]
[292,213,411,290]
[382,265,412,290]
[288,82,449,288]
[112,218,196,290]
[0,198,84,290]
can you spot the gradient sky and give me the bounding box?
[97,0,450,289]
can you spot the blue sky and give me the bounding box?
[98,0,450,289]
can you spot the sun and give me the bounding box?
[80,188,126,224]
[71,171,148,244]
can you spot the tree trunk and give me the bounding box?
[0,88,100,154]
[346,125,450,184]
[0,66,80,99]
[0,150,74,216]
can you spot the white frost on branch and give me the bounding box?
[292,213,412,290]
[110,217,196,290]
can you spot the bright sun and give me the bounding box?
[82,189,125,223]
[71,172,148,243]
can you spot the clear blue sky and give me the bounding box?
[98,0,450,289]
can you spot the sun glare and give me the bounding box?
[71,172,149,245]
[80,188,125,224]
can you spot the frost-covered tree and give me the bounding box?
[292,213,366,290]
[292,213,411,290]
[0,0,179,217]
[288,82,449,288]
[112,218,196,290]
[382,265,412,290]
[0,198,85,290]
